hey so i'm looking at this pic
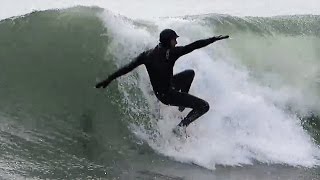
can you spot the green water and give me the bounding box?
[0,6,319,179]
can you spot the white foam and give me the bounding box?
[100,13,320,168]
[1,0,320,20]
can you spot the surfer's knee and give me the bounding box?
[201,101,210,113]
[186,69,195,79]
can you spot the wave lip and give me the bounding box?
[2,0,320,20]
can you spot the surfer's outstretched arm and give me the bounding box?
[174,35,229,58]
[95,53,145,88]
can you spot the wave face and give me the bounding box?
[0,6,320,179]
[0,7,147,179]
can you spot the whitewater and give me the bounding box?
[105,12,320,167]
[1,0,320,179]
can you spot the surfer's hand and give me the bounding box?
[214,35,229,41]
[95,78,111,89]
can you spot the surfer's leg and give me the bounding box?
[163,91,210,127]
[171,69,195,112]
[171,69,195,93]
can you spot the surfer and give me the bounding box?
[95,29,229,136]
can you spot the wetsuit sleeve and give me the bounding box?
[108,52,145,81]
[174,37,218,58]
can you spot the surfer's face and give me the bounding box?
[170,38,177,48]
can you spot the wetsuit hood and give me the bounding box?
[159,29,179,48]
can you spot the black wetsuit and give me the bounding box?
[108,37,219,127]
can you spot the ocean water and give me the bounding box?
[1,1,320,179]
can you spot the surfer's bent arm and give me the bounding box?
[175,35,229,58]
[108,53,145,81]
[95,53,145,88]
